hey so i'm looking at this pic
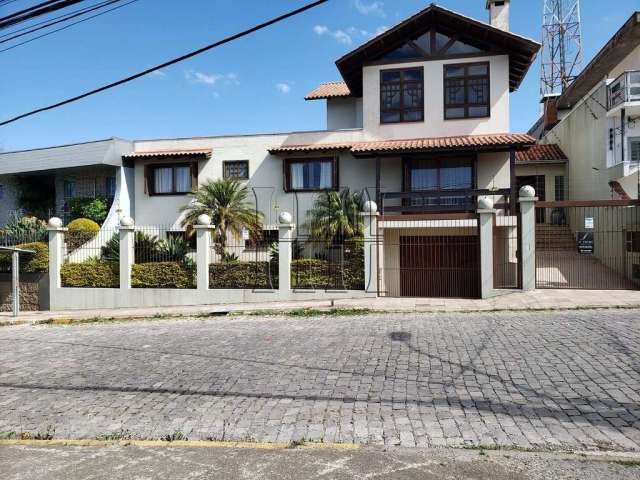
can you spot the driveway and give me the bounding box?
[1,310,640,451]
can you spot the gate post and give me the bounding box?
[518,186,538,291]
[47,217,66,295]
[361,201,379,294]
[119,216,135,290]
[477,198,496,299]
[278,211,295,295]
[194,214,213,292]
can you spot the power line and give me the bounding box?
[0,0,125,45]
[0,0,329,126]
[0,0,119,39]
[0,0,88,30]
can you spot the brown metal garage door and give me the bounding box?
[399,235,480,298]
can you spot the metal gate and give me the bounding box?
[377,214,481,298]
[535,200,640,290]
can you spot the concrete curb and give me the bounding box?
[0,438,360,450]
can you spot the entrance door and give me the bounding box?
[517,175,546,223]
[399,235,480,298]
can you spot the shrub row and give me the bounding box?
[131,262,195,289]
[0,242,49,273]
[209,261,279,289]
[61,261,195,289]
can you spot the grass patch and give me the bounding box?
[96,429,135,441]
[161,431,188,442]
[610,459,640,468]
[242,307,375,318]
[286,439,307,449]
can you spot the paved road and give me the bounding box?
[1,310,640,451]
[3,445,640,480]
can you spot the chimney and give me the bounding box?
[486,0,510,31]
[541,94,560,132]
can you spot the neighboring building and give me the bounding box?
[0,1,541,298]
[534,11,640,201]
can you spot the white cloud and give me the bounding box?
[313,25,352,45]
[185,70,239,87]
[276,83,291,94]
[353,0,385,17]
[150,70,166,77]
[374,25,390,36]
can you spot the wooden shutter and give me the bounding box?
[144,164,151,195]
[191,162,199,191]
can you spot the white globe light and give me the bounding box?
[197,214,211,226]
[519,185,536,198]
[120,216,134,227]
[278,211,293,225]
[48,217,63,228]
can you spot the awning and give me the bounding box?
[123,149,212,159]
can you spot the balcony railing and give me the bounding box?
[608,70,640,110]
[380,188,514,215]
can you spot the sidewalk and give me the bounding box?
[2,289,640,324]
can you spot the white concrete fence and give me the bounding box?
[45,187,537,311]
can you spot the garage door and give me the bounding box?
[399,235,480,298]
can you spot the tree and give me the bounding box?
[180,179,262,258]
[305,189,365,244]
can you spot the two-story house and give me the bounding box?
[0,1,540,298]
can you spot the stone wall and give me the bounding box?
[0,273,48,311]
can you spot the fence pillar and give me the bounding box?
[47,217,66,292]
[519,185,538,291]
[119,216,135,290]
[278,211,295,294]
[361,201,379,294]
[194,214,213,292]
[477,199,496,299]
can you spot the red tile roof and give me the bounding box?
[305,82,352,100]
[123,149,212,159]
[515,144,567,163]
[269,133,536,155]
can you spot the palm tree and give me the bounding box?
[180,179,262,258]
[305,189,365,244]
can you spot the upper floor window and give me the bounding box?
[284,157,337,192]
[146,163,197,196]
[223,160,249,180]
[444,62,490,120]
[380,30,483,62]
[630,138,640,164]
[380,68,424,124]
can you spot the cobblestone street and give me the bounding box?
[1,309,640,451]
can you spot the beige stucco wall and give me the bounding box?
[361,55,510,139]
[515,163,567,201]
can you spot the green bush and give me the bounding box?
[69,197,109,224]
[0,242,49,273]
[61,261,118,288]
[67,218,100,251]
[0,215,47,243]
[132,262,195,289]
[209,261,278,289]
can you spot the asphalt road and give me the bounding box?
[2,444,640,480]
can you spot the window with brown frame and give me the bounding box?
[145,162,198,196]
[284,157,338,192]
[223,160,249,180]
[626,231,640,253]
[444,62,490,120]
[380,68,424,124]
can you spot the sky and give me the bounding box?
[0,0,637,151]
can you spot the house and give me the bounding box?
[533,11,640,202]
[1,1,541,299]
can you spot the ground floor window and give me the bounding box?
[554,176,565,201]
[404,156,474,209]
[284,157,337,192]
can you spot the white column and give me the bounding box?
[361,201,379,294]
[47,217,66,292]
[477,198,496,299]
[278,211,294,294]
[519,185,538,291]
[119,216,135,290]
[194,214,213,292]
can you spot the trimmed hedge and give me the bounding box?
[61,262,118,288]
[0,242,49,273]
[207,255,364,290]
[67,218,100,251]
[209,261,278,289]
[132,262,195,289]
